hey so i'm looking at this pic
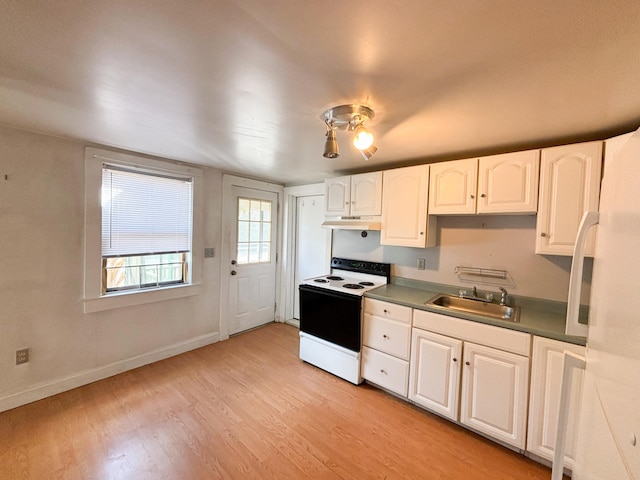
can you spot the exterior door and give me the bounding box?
[227,186,278,335]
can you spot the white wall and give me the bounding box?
[0,125,223,411]
[332,215,591,303]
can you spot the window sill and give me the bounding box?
[83,283,202,313]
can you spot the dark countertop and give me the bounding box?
[365,278,587,346]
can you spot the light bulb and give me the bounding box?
[353,125,374,150]
[323,129,339,158]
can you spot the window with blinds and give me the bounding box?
[101,165,193,293]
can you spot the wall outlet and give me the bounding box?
[16,348,30,365]
[417,257,426,270]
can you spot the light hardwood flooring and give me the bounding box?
[0,323,561,479]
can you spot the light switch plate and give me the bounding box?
[417,258,426,270]
[204,247,215,258]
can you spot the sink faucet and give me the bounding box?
[499,287,508,306]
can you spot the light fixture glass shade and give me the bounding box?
[323,129,339,158]
[360,145,377,161]
[353,125,374,150]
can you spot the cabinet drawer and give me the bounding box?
[364,298,412,324]
[361,346,409,397]
[413,309,531,356]
[363,313,411,360]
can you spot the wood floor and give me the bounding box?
[0,323,559,479]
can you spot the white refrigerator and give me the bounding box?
[563,128,640,479]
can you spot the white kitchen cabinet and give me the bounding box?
[409,328,462,421]
[380,165,436,248]
[476,150,540,214]
[536,141,602,256]
[527,336,585,469]
[361,298,412,396]
[428,158,478,214]
[324,171,382,217]
[429,151,540,215]
[410,309,530,449]
[460,341,529,450]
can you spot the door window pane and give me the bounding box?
[237,197,272,265]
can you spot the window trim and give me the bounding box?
[83,147,203,313]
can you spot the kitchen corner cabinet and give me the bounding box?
[535,141,602,256]
[361,298,413,396]
[380,165,436,248]
[324,172,382,217]
[410,309,530,449]
[429,151,540,215]
[527,336,585,469]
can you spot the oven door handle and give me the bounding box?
[299,283,363,300]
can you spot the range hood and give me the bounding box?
[321,216,381,230]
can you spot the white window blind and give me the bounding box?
[101,165,193,257]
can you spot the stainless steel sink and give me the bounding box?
[425,294,520,322]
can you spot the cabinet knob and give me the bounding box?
[380,369,387,375]
[541,232,548,238]
[480,193,486,198]
[383,309,388,314]
[383,334,389,339]
[419,232,424,235]
[465,361,470,366]
[452,358,457,362]
[470,194,475,199]
[345,202,349,205]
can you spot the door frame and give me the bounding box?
[220,174,284,340]
[279,183,332,323]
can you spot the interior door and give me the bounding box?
[227,186,278,335]
[294,194,329,319]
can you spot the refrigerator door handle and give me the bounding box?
[566,211,600,337]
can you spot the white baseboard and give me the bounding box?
[0,332,220,413]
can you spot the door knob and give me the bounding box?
[231,259,237,265]
[231,270,237,275]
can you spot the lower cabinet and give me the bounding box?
[527,336,585,468]
[409,309,531,450]
[361,298,412,396]
[460,342,529,449]
[409,329,462,421]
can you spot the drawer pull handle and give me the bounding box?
[383,309,389,314]
[380,369,387,375]
[383,334,389,339]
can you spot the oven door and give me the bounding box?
[299,284,362,352]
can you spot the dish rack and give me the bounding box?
[454,266,514,287]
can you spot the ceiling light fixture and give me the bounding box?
[322,104,377,159]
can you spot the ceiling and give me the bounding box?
[2,1,640,185]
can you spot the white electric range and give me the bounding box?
[298,257,391,384]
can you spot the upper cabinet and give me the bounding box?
[428,150,540,215]
[428,158,478,214]
[535,141,603,256]
[324,172,383,217]
[477,150,540,214]
[381,165,436,248]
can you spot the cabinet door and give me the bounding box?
[460,342,529,449]
[324,175,351,216]
[477,150,540,214]
[409,329,462,421]
[536,141,602,256]
[350,171,383,216]
[381,165,436,247]
[428,158,478,214]
[527,337,585,468]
